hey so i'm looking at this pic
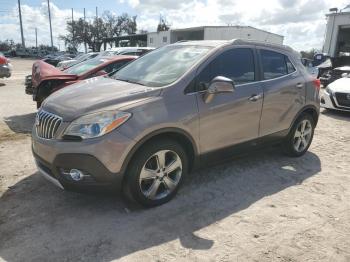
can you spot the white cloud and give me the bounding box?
[1,0,350,51]
[0,2,84,49]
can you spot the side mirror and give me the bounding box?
[341,72,349,78]
[203,76,235,103]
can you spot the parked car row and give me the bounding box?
[0,52,12,78]
[30,39,321,207]
[27,55,137,108]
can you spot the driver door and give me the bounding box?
[195,47,263,154]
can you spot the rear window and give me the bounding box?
[261,50,295,80]
[64,58,109,75]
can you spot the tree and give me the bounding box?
[300,49,317,59]
[0,39,15,52]
[60,12,138,52]
[157,15,170,32]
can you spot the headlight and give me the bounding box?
[325,86,332,95]
[64,110,131,139]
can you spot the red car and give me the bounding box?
[0,53,12,78]
[28,55,137,108]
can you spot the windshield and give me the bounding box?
[113,45,212,87]
[64,57,108,75]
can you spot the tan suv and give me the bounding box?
[32,40,320,207]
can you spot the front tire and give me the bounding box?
[283,113,315,157]
[123,139,188,207]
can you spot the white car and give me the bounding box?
[321,76,350,111]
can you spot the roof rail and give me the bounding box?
[230,39,295,52]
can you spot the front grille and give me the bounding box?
[335,92,350,108]
[36,110,62,139]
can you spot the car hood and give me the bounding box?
[329,77,350,93]
[43,77,161,121]
[32,60,77,88]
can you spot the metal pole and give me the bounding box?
[96,6,99,51]
[35,28,38,49]
[47,0,54,48]
[18,0,25,48]
[84,8,87,53]
[71,8,74,42]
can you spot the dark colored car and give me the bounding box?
[32,40,320,207]
[0,53,12,78]
[28,55,137,108]
[319,56,350,86]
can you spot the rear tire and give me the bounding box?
[283,113,315,157]
[123,139,188,207]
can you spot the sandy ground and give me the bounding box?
[0,58,349,262]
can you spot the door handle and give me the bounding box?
[296,83,304,89]
[249,94,262,102]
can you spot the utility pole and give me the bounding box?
[84,8,87,53]
[71,8,74,41]
[17,0,25,48]
[95,6,99,51]
[47,0,54,48]
[35,28,38,49]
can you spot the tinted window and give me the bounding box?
[261,50,293,80]
[197,48,255,90]
[104,61,129,74]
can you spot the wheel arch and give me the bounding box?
[290,105,319,130]
[120,128,199,178]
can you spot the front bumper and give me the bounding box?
[32,126,136,190]
[320,90,350,112]
[0,64,11,78]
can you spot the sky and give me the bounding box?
[0,0,349,51]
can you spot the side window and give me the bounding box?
[196,48,255,91]
[286,56,296,74]
[261,50,292,80]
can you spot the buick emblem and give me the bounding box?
[347,93,350,100]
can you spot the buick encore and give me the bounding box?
[32,40,320,207]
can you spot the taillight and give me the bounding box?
[313,79,321,92]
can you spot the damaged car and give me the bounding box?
[319,56,350,86]
[28,55,137,108]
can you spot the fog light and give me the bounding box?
[69,169,84,181]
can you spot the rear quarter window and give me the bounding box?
[260,50,295,80]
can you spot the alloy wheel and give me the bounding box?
[293,119,312,152]
[139,150,182,200]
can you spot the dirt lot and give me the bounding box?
[0,58,349,262]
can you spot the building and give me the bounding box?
[147,26,284,48]
[323,11,350,57]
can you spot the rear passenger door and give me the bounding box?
[196,47,264,154]
[258,49,305,136]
